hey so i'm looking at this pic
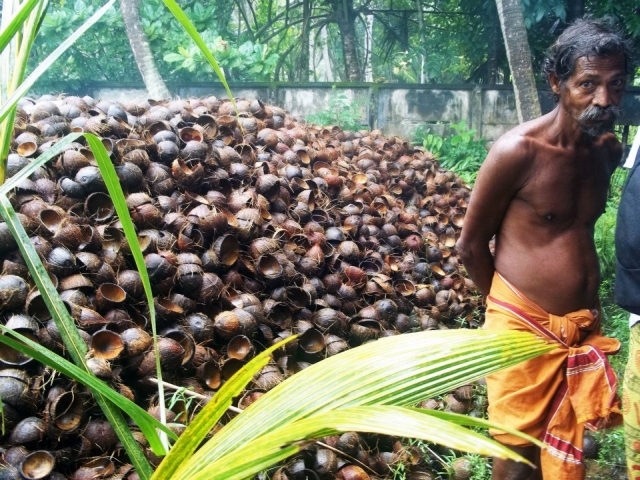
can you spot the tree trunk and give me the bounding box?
[415,0,427,83]
[119,0,170,100]
[333,0,361,81]
[216,0,236,38]
[495,0,541,122]
[487,2,501,84]
[320,27,335,81]
[296,0,311,81]
[363,14,373,82]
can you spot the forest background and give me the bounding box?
[27,0,640,95]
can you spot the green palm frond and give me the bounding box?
[154,329,554,479]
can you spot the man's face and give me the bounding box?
[558,54,627,137]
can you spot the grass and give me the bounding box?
[594,428,627,472]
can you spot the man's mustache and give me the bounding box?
[579,105,620,124]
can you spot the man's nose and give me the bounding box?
[593,86,612,107]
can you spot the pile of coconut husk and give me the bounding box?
[0,94,482,479]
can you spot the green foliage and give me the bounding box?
[1,0,176,472]
[391,441,493,480]
[30,0,269,87]
[1,0,234,475]
[597,160,631,379]
[306,88,366,131]
[585,150,631,475]
[415,121,488,185]
[466,453,493,480]
[23,0,640,88]
[163,35,279,80]
[594,428,626,471]
[0,134,172,479]
[31,0,135,89]
[166,388,198,425]
[521,0,567,29]
[595,167,628,288]
[439,452,492,480]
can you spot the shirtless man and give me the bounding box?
[456,18,632,480]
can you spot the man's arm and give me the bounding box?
[456,134,531,296]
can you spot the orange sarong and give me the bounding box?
[484,273,622,479]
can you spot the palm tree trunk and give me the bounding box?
[495,0,541,122]
[320,27,334,81]
[119,0,171,100]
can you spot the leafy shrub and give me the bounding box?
[415,121,488,185]
[163,35,279,80]
[596,167,628,295]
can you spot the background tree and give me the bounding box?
[495,0,542,122]
[26,0,640,91]
[119,0,170,99]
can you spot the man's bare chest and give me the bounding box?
[517,160,611,224]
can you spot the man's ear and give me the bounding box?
[548,72,561,95]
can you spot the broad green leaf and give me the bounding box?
[163,52,182,62]
[173,330,555,478]
[195,406,539,480]
[150,336,298,480]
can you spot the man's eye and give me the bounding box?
[581,81,594,88]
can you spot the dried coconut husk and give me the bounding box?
[0,94,480,479]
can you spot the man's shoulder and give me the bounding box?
[495,114,550,147]
[488,129,538,164]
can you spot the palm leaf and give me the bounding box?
[0,132,81,195]
[1,0,49,184]
[197,405,539,480]
[150,336,297,480]
[168,329,554,478]
[83,133,170,449]
[0,195,162,479]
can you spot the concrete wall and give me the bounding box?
[65,82,640,142]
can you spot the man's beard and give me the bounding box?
[578,105,620,138]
